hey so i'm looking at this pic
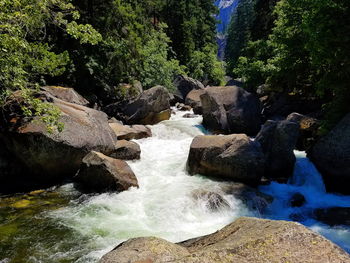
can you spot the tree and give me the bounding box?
[0,0,101,130]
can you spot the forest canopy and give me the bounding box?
[225,0,350,130]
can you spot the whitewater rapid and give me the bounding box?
[49,110,252,262]
[9,109,347,263]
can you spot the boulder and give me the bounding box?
[287,112,320,151]
[200,86,262,135]
[0,141,32,193]
[222,183,273,213]
[100,237,190,263]
[185,89,206,114]
[191,190,230,212]
[110,140,141,160]
[41,86,89,106]
[99,217,350,263]
[256,120,299,180]
[314,207,350,226]
[308,113,350,194]
[183,113,197,119]
[174,75,205,100]
[120,86,171,125]
[175,103,192,111]
[0,91,117,186]
[186,134,265,185]
[169,93,183,106]
[75,151,138,192]
[289,192,306,207]
[109,123,152,140]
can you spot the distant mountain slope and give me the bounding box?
[215,0,240,34]
[215,0,240,59]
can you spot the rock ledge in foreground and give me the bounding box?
[99,217,350,263]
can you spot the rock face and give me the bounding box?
[75,151,138,192]
[110,140,141,160]
[99,217,350,263]
[185,89,206,114]
[314,207,350,226]
[174,75,205,100]
[0,141,31,193]
[0,91,117,187]
[120,86,171,125]
[308,113,350,194]
[256,120,299,180]
[201,86,262,135]
[109,123,152,140]
[187,135,265,185]
[41,86,89,106]
[191,190,230,212]
[287,112,320,151]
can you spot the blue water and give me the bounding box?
[260,151,350,252]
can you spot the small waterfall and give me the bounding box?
[288,151,326,193]
[259,150,350,252]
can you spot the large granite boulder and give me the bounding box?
[99,217,350,263]
[110,140,141,160]
[256,120,299,180]
[0,141,31,193]
[185,89,206,114]
[0,91,117,187]
[201,86,262,135]
[75,151,138,192]
[109,122,152,140]
[118,86,171,125]
[287,112,320,151]
[174,75,205,100]
[186,134,265,185]
[308,113,350,194]
[41,86,89,106]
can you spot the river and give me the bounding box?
[0,109,349,262]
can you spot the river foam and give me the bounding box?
[49,110,252,262]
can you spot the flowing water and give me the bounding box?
[1,110,350,263]
[259,151,350,252]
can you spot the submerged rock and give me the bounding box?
[187,134,265,185]
[182,113,197,119]
[109,122,152,140]
[110,140,141,160]
[99,217,350,263]
[191,190,230,211]
[222,183,273,213]
[75,151,138,192]
[256,120,299,180]
[308,113,350,194]
[290,192,306,207]
[175,103,192,111]
[314,207,350,226]
[201,86,262,135]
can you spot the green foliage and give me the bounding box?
[187,45,225,86]
[225,0,256,73]
[0,0,101,131]
[233,40,273,90]
[226,0,350,131]
[161,0,218,65]
[140,25,184,91]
